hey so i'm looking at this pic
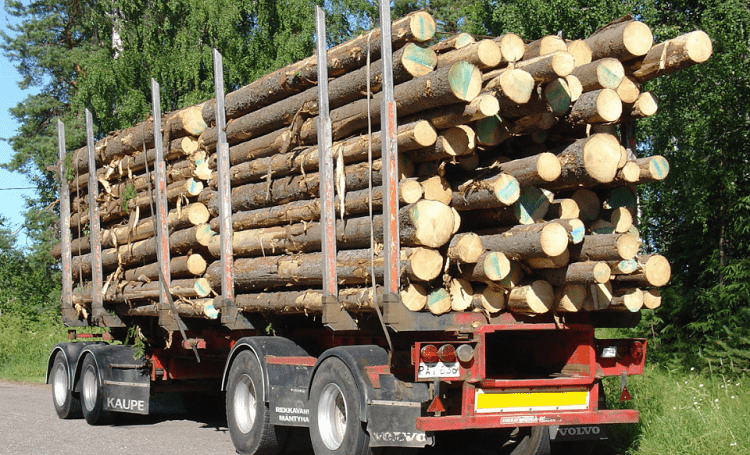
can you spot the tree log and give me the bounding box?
[566,88,622,125]
[497,152,562,187]
[555,284,587,312]
[609,287,644,312]
[535,261,611,285]
[621,92,658,121]
[523,35,567,60]
[437,40,503,70]
[451,172,520,210]
[570,58,625,91]
[470,283,506,313]
[642,289,662,309]
[584,19,653,61]
[404,94,499,129]
[570,233,641,262]
[402,283,429,312]
[484,68,536,104]
[524,250,570,269]
[549,218,586,244]
[123,254,207,282]
[431,32,475,54]
[570,188,601,222]
[492,33,525,63]
[504,51,575,84]
[447,233,484,263]
[611,254,671,287]
[507,280,554,314]
[566,40,592,67]
[408,127,472,162]
[627,30,711,83]
[420,176,452,205]
[449,278,474,312]
[73,278,212,304]
[480,222,569,259]
[544,133,622,189]
[636,155,669,183]
[426,287,452,315]
[616,76,641,103]
[584,281,612,311]
[546,198,580,220]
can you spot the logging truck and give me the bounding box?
[45,6,712,455]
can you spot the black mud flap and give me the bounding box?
[548,424,609,442]
[82,344,151,415]
[366,400,434,448]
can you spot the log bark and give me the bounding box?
[499,52,575,84]
[584,18,653,61]
[546,198,580,220]
[628,30,711,82]
[451,172,520,210]
[545,133,622,189]
[566,88,622,125]
[523,35,567,60]
[524,250,570,269]
[480,222,569,259]
[431,32,475,54]
[469,283,506,313]
[73,278,212,304]
[497,152,562,187]
[447,233,484,263]
[609,287,644,312]
[570,233,641,262]
[426,288,452,315]
[122,254,207,282]
[549,218,586,244]
[403,94,499,130]
[621,92,658,121]
[535,261,611,285]
[437,40,503,70]
[507,280,554,314]
[642,289,662,309]
[570,58,625,91]
[483,68,536,105]
[200,11,437,126]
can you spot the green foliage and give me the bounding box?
[120,182,137,212]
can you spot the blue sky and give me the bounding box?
[1,7,35,249]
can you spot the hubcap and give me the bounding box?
[234,374,257,434]
[82,366,98,412]
[52,363,68,407]
[318,383,347,450]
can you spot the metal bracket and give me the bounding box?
[322,295,359,331]
[215,296,254,330]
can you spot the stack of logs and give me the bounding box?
[55,11,712,322]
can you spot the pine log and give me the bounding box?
[475,115,510,146]
[497,78,572,119]
[507,280,554,314]
[609,287,644,312]
[604,207,634,233]
[642,289,662,309]
[497,152,562,187]
[584,19,653,61]
[546,198,580,220]
[524,35,567,60]
[617,76,641,103]
[591,219,615,235]
[449,278,474,312]
[550,218,586,244]
[408,127,471,162]
[565,75,583,102]
[555,284,587,312]
[636,155,669,183]
[201,11,437,126]
[102,159,206,201]
[480,222,569,259]
[470,283,506,313]
[524,250,570,269]
[466,186,552,226]
[584,281,612,311]
[464,252,513,283]
[451,172,520,210]
[400,178,424,204]
[566,40,593,67]
[505,51,575,84]
[200,43,438,150]
[402,283,429,312]
[404,94,499,129]
[484,68,536,105]
[492,33,525,63]
[570,58,625,91]
[545,133,622,189]
[612,161,641,184]
[431,32,475,54]
[535,261,611,285]
[570,233,641,262]
[566,88,622,125]
[115,299,218,319]
[627,30,712,82]
[621,92,658,121]
[611,254,671,287]
[570,188,601,222]
[426,288,452,315]
[420,176,453,205]
[224,121,435,186]
[123,254,207,282]
[73,278,212,304]
[447,233,484,263]
[437,40,503,70]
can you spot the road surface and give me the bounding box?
[0,380,237,454]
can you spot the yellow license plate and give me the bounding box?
[475,389,589,413]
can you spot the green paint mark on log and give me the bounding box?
[203,302,219,319]
[195,281,209,296]
[599,62,625,89]
[569,225,585,244]
[514,186,550,224]
[605,187,637,209]
[485,253,505,281]
[652,156,669,179]
[413,13,436,42]
[403,44,437,71]
[427,288,449,306]
[448,62,480,101]
[615,258,638,274]
[545,82,572,115]
[495,177,520,204]
[476,115,509,145]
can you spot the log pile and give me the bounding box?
[56,11,712,324]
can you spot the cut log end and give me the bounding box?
[406,200,455,248]
[595,89,623,123]
[583,132,622,183]
[508,280,554,314]
[410,11,437,42]
[448,62,483,101]
[567,40,592,67]
[407,248,444,282]
[426,287,452,315]
[449,278,474,312]
[623,21,654,58]
[643,254,671,287]
[494,173,521,206]
[402,43,439,77]
[401,282,428,312]
[537,152,563,182]
[500,69,536,104]
[497,33,525,63]
[555,284,587,312]
[448,233,484,264]
[540,223,570,257]
[413,120,439,147]
[616,234,641,260]
[685,30,713,63]
[643,289,662,309]
[482,252,512,282]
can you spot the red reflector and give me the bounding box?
[438,344,457,362]
[427,395,446,414]
[630,341,644,359]
[421,345,439,363]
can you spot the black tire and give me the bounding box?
[309,357,372,455]
[226,350,289,455]
[80,355,114,425]
[509,427,551,455]
[50,351,82,419]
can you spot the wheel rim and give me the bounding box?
[52,363,68,407]
[82,366,98,412]
[234,374,258,434]
[318,383,347,451]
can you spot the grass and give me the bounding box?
[1,315,748,455]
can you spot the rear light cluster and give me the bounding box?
[420,343,474,363]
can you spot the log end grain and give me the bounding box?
[544,78,572,115]
[454,33,477,49]
[617,76,641,103]
[409,11,437,42]
[447,232,484,264]
[186,254,207,275]
[685,30,713,63]
[585,281,612,311]
[555,284,586,312]
[448,62,483,101]
[537,152,563,182]
[194,277,212,297]
[611,287,644,312]
[551,51,576,78]
[421,175,453,205]
[186,203,210,225]
[402,282,428,311]
[476,115,510,146]
[643,254,671,287]
[508,280,554,314]
[402,43,439,77]
[595,88,623,123]
[567,40,593,67]
[623,21,654,58]
[572,188,601,222]
[477,39,503,69]
[497,33,525,63]
[583,132,622,183]
[400,179,424,204]
[480,284,506,313]
[449,278,474,312]
[643,288,662,309]
[618,161,641,183]
[592,261,612,284]
[493,173,521,206]
[610,207,634,233]
[413,120,439,147]
[515,186,552,225]
[640,155,670,181]
[473,94,501,118]
[565,75,583,102]
[426,287,452,315]
[482,252,512,282]
[540,222,570,257]
[407,247,444,282]
[616,233,641,260]
[500,68,535,104]
[406,200,455,248]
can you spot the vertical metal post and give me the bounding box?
[85,109,123,327]
[57,120,85,326]
[213,48,253,329]
[379,0,401,301]
[150,79,181,331]
[316,7,355,330]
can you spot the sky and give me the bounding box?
[1,7,35,249]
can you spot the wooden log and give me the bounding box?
[570,233,641,262]
[492,33,525,63]
[497,152,562,187]
[437,39,503,70]
[603,186,638,210]
[475,115,510,146]
[535,261,611,285]
[201,11,437,126]
[123,254,207,282]
[470,283,506,313]
[590,219,615,235]
[608,258,639,275]
[609,287,644,312]
[420,176,452,205]
[507,51,575,84]
[114,299,218,319]
[402,283,429,312]
[566,88,622,124]
[555,284,587,312]
[565,75,583,102]
[484,68,537,105]
[451,172,520,210]
[636,155,669,183]
[466,186,552,226]
[611,254,671,287]
[642,289,662,309]
[400,178,424,204]
[605,207,634,233]
[550,218,585,244]
[584,18,653,61]
[464,252,513,283]
[570,58,625,91]
[408,127,471,163]
[507,280,554,314]
[627,30,712,83]
[431,32,475,54]
[566,40,592,67]
[584,281,612,311]
[225,120,436,186]
[524,35,567,60]
[570,188,601,222]
[73,278,212,304]
[612,161,641,184]
[621,92,658,121]
[524,250,570,269]
[447,233,484,263]
[200,43,438,149]
[545,133,622,189]
[404,94,499,129]
[616,76,641,103]
[426,287,452,315]
[449,278,474,312]
[480,222,569,259]
[546,198,580,220]
[497,78,572,119]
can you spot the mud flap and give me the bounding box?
[366,400,434,448]
[548,424,609,442]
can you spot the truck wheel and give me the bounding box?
[80,355,114,425]
[509,427,550,455]
[310,357,372,455]
[50,351,82,419]
[226,350,289,454]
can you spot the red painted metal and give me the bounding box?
[265,356,317,367]
[417,409,640,432]
[597,339,647,377]
[365,365,390,389]
[427,396,445,414]
[383,100,400,295]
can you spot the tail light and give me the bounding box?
[438,344,456,362]
[630,341,644,359]
[421,344,439,363]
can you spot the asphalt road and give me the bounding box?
[0,380,237,454]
